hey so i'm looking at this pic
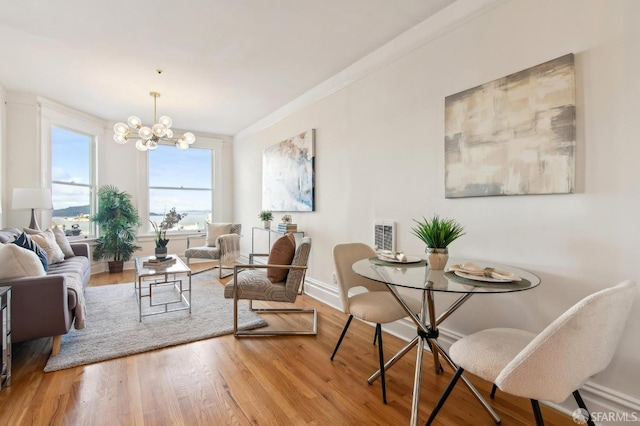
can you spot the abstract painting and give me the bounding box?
[444,54,575,198]
[262,129,315,211]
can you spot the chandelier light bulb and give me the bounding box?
[176,140,189,150]
[152,123,166,137]
[164,128,174,138]
[127,116,142,128]
[113,134,128,144]
[183,132,196,144]
[114,122,129,135]
[147,140,159,150]
[139,126,153,140]
[135,140,148,151]
[158,116,172,128]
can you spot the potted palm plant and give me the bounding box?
[411,215,465,270]
[258,210,273,229]
[91,185,142,273]
[150,207,187,259]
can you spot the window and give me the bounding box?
[51,126,96,238]
[148,144,213,232]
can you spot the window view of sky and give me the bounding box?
[148,145,213,215]
[51,129,214,232]
[51,126,91,209]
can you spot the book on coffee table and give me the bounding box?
[143,256,177,267]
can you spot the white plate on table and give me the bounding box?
[377,255,423,264]
[454,270,514,283]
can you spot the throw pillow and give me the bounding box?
[29,229,65,265]
[52,225,75,258]
[12,232,48,271]
[0,243,46,280]
[206,223,233,247]
[267,233,296,283]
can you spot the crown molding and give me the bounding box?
[235,0,507,140]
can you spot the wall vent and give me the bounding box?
[374,220,396,251]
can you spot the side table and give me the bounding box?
[251,226,305,253]
[1,286,11,390]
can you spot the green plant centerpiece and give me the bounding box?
[411,215,465,270]
[259,210,273,228]
[150,207,187,258]
[91,185,142,273]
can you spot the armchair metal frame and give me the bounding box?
[185,226,241,278]
[230,248,317,337]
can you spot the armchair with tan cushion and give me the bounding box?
[223,235,316,336]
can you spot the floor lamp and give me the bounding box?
[12,188,53,231]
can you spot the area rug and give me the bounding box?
[44,271,267,372]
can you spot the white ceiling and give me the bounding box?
[0,0,456,135]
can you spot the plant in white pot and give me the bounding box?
[411,215,465,270]
[150,207,187,259]
[259,210,273,229]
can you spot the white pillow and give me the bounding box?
[29,229,66,264]
[52,226,75,258]
[0,244,46,279]
[206,223,232,247]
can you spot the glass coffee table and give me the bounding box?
[134,254,192,322]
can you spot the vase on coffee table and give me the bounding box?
[155,247,168,259]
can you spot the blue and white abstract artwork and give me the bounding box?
[262,129,315,212]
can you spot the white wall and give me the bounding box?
[233,0,640,418]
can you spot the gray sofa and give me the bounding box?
[0,227,90,355]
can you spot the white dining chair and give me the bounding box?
[331,242,423,403]
[426,280,636,426]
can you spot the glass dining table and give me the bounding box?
[352,256,541,426]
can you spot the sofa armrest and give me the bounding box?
[71,242,90,258]
[0,275,73,343]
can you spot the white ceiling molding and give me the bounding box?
[235,0,507,140]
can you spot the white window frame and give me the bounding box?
[40,99,101,239]
[141,135,223,236]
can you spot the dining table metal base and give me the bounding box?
[367,286,502,426]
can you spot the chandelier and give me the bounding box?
[113,91,196,151]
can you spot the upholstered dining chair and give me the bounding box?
[223,235,317,336]
[426,280,637,426]
[331,242,423,404]
[185,223,241,278]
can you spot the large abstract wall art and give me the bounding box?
[262,129,315,211]
[444,54,576,198]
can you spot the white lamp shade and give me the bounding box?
[12,188,53,210]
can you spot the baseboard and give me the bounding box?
[303,277,640,424]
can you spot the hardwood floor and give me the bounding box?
[0,263,573,425]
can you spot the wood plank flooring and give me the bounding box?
[0,263,573,425]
